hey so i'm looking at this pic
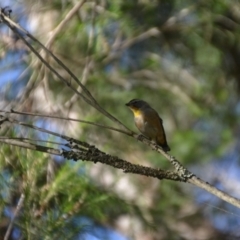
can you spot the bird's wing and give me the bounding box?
[144,108,167,145]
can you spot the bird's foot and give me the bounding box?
[136,134,148,141]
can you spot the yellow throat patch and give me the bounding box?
[130,108,142,117]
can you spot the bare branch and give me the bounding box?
[188,177,240,209]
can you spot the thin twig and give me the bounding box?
[0,138,62,155]
[0,109,132,136]
[0,136,64,145]
[45,0,87,48]
[4,193,25,240]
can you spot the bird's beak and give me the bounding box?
[125,102,130,106]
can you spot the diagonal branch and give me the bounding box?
[0,10,130,132]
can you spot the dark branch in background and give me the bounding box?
[1,9,240,209]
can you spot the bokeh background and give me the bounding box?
[1,0,240,239]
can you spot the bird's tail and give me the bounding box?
[156,138,170,152]
[161,144,170,152]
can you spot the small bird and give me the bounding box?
[126,99,170,151]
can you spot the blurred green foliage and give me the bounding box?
[1,0,240,239]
